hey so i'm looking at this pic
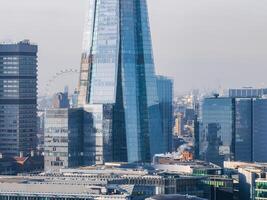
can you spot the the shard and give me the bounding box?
[78,0,164,163]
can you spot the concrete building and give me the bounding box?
[146,194,207,200]
[153,153,222,176]
[0,40,38,157]
[229,87,267,98]
[0,176,132,200]
[44,108,84,172]
[44,105,113,171]
[224,161,267,200]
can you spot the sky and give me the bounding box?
[1,0,267,95]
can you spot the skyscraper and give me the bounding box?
[78,0,164,162]
[252,98,267,162]
[156,75,173,152]
[0,40,37,157]
[199,97,235,166]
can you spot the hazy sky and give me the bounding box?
[1,0,267,95]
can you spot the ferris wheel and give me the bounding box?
[43,68,80,97]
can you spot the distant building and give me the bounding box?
[174,113,184,136]
[0,40,37,157]
[44,105,113,171]
[83,104,113,165]
[44,108,83,172]
[157,76,173,152]
[51,91,69,108]
[146,194,207,200]
[153,153,222,176]
[36,110,45,153]
[197,95,267,165]
[234,98,253,162]
[199,97,235,166]
[252,98,267,162]
[224,161,267,200]
[229,87,267,98]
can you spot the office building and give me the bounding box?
[0,40,37,157]
[255,179,267,200]
[51,91,69,108]
[157,76,173,152]
[229,87,267,98]
[252,98,267,162]
[146,195,207,200]
[44,105,113,171]
[235,98,253,162]
[83,104,113,165]
[197,95,267,165]
[224,161,267,200]
[44,108,84,172]
[78,0,164,162]
[199,97,235,166]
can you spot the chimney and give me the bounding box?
[19,151,23,158]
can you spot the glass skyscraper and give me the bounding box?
[0,40,37,157]
[199,97,235,166]
[252,98,267,162]
[156,75,173,153]
[78,0,163,162]
[235,98,253,162]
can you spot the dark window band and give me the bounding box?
[0,52,36,56]
[0,99,36,104]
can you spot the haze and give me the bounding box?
[1,0,267,95]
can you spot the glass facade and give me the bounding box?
[255,180,267,200]
[156,75,173,152]
[252,98,267,162]
[199,97,235,166]
[83,104,113,165]
[78,0,163,162]
[235,98,253,162]
[0,40,37,157]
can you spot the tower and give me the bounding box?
[78,0,164,162]
[0,40,37,157]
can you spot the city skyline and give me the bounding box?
[1,0,267,95]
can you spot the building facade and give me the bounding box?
[229,87,267,98]
[199,97,235,166]
[0,40,37,157]
[198,95,267,165]
[156,76,173,152]
[44,105,113,171]
[77,0,164,163]
[234,98,253,162]
[252,98,267,162]
[44,108,84,172]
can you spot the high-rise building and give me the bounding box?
[44,105,113,171]
[235,98,253,162]
[199,97,235,166]
[229,87,267,98]
[78,0,163,162]
[0,40,37,157]
[252,98,267,162]
[44,108,84,172]
[198,95,267,165]
[156,76,173,152]
[51,92,69,108]
[83,104,113,165]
